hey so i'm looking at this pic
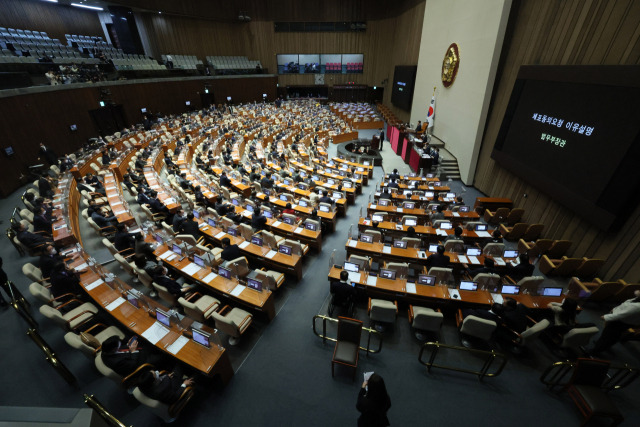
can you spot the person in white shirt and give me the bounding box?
[592,290,640,354]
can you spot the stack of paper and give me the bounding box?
[493,257,506,266]
[272,221,282,227]
[436,230,448,237]
[366,276,377,287]
[167,335,189,355]
[468,256,480,264]
[214,231,226,239]
[202,272,218,283]
[491,294,504,304]
[239,241,250,249]
[181,263,201,276]
[265,250,277,259]
[382,246,392,254]
[475,231,491,238]
[294,227,303,233]
[141,322,170,345]
[406,282,417,294]
[347,240,357,248]
[84,279,103,291]
[457,255,469,264]
[230,284,246,297]
[448,289,461,299]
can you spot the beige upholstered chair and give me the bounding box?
[384,262,409,279]
[348,255,371,272]
[211,305,253,345]
[402,237,421,248]
[64,324,125,358]
[95,351,124,384]
[261,230,284,249]
[474,273,501,292]
[239,223,254,241]
[512,276,545,295]
[368,298,398,331]
[428,267,454,285]
[483,243,505,257]
[224,256,250,278]
[253,269,285,291]
[518,238,553,259]
[29,282,73,307]
[178,292,220,322]
[152,282,179,307]
[444,239,464,254]
[134,266,157,297]
[402,215,418,226]
[22,263,46,283]
[39,301,99,331]
[457,310,497,348]
[539,256,583,277]
[363,230,382,243]
[560,327,599,353]
[408,305,443,340]
[281,239,308,256]
[132,384,195,423]
[498,223,528,241]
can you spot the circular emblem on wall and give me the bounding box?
[441,43,460,88]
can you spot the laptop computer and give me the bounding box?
[247,278,263,292]
[503,249,518,258]
[404,218,417,226]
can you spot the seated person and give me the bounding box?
[260,172,274,190]
[251,209,267,231]
[318,190,333,205]
[49,261,83,298]
[389,169,400,181]
[193,186,209,207]
[425,245,450,269]
[220,171,232,189]
[379,188,392,200]
[114,224,138,252]
[40,244,80,278]
[444,226,463,243]
[172,209,186,232]
[330,270,356,305]
[178,173,191,190]
[136,188,152,205]
[220,237,241,261]
[135,368,195,405]
[15,222,52,250]
[149,192,170,216]
[177,213,200,239]
[462,303,505,323]
[430,205,445,223]
[282,203,295,215]
[504,253,534,280]
[502,298,530,334]
[33,206,55,235]
[101,336,170,377]
[388,179,399,189]
[485,229,503,245]
[151,265,194,297]
[406,226,417,238]
[91,208,117,229]
[465,258,496,276]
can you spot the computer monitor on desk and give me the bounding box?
[283,179,291,186]
[404,202,415,210]
[207,218,217,227]
[542,287,563,297]
[246,204,254,212]
[379,269,397,280]
[439,222,453,229]
[360,234,373,243]
[193,210,200,219]
[319,205,330,213]
[459,281,478,291]
[344,182,353,188]
[404,218,417,226]
[475,224,488,231]
[156,309,171,327]
[218,266,232,279]
[379,200,389,207]
[393,240,407,249]
[428,243,439,252]
[460,206,470,212]
[501,285,520,295]
[279,194,288,202]
[466,247,482,256]
[193,254,206,268]
[154,234,164,244]
[279,245,292,255]
[172,244,182,255]
[344,262,359,273]
[283,216,295,225]
[251,236,263,246]
[426,191,435,198]
[247,278,262,292]
[503,250,518,258]
[446,192,456,199]
[299,200,308,207]
[305,222,317,231]
[227,227,238,237]
[417,275,436,286]
[232,198,240,206]
[327,179,335,185]
[126,291,139,308]
[372,214,384,222]
[192,328,210,348]
[264,211,273,218]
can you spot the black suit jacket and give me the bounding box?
[221,245,242,261]
[114,231,136,252]
[102,350,145,377]
[154,275,182,297]
[357,387,391,427]
[506,262,535,280]
[17,230,48,249]
[39,254,61,278]
[251,215,267,231]
[260,177,273,189]
[150,198,169,214]
[141,374,184,405]
[220,175,232,188]
[39,146,58,165]
[33,214,52,234]
[426,253,450,269]
[178,220,200,239]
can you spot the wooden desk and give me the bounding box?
[357,218,492,244]
[474,197,513,214]
[71,255,233,383]
[256,192,337,232]
[211,167,251,198]
[52,175,81,247]
[103,174,136,226]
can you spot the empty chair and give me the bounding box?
[484,207,510,225]
[560,326,600,354]
[573,258,605,280]
[505,208,525,226]
[539,256,583,277]
[282,213,297,224]
[521,223,544,241]
[261,230,284,249]
[238,223,254,241]
[402,237,421,248]
[432,220,451,229]
[428,267,453,285]
[103,238,134,260]
[331,316,363,380]
[211,305,252,345]
[402,215,418,226]
[132,380,195,423]
[408,305,443,340]
[162,222,177,237]
[546,240,572,259]
[383,262,409,279]
[498,223,528,241]
[611,281,640,302]
[39,300,99,331]
[224,256,250,278]
[178,292,220,322]
[511,318,550,351]
[483,242,505,256]
[368,298,398,331]
[64,324,125,358]
[444,239,464,253]
[567,277,622,302]
[465,221,484,231]
[518,238,553,259]
[456,309,497,348]
[474,273,501,292]
[281,239,307,256]
[253,268,285,291]
[23,263,46,283]
[511,276,545,295]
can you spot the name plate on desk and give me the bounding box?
[74,263,88,272]
[493,257,506,266]
[53,224,67,231]
[418,251,427,258]
[453,212,460,217]
[491,293,504,304]
[158,250,173,260]
[230,284,246,297]
[366,276,377,287]
[370,204,377,209]
[198,223,208,229]
[436,230,447,237]
[397,208,404,213]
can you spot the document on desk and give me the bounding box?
[436,230,448,237]
[167,335,189,355]
[493,257,506,266]
[214,232,227,239]
[141,322,169,345]
[468,256,481,265]
[85,279,104,291]
[74,263,88,272]
[166,254,178,262]
[457,255,469,264]
[453,212,460,217]
[181,263,200,276]
[370,204,377,209]
[347,240,357,248]
[239,241,250,249]
[406,282,417,294]
[198,223,208,230]
[366,276,377,287]
[230,284,246,297]
[265,250,277,259]
[106,186,116,190]
[363,219,371,225]
[491,293,504,304]
[475,231,491,238]
[272,221,282,227]
[202,272,218,283]
[158,250,173,260]
[294,227,303,233]
[397,208,404,213]
[114,210,127,215]
[448,289,461,299]
[53,224,67,231]
[105,297,126,312]
[382,246,392,254]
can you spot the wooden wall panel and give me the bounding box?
[0,0,104,43]
[474,0,640,281]
[137,1,425,122]
[0,76,276,198]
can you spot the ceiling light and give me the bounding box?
[71,3,104,11]
[42,0,58,3]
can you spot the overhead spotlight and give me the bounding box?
[158,11,162,14]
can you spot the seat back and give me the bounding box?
[574,258,605,279]
[401,237,421,248]
[483,243,505,256]
[132,388,172,423]
[474,273,501,292]
[282,213,297,223]
[114,253,135,276]
[152,282,177,307]
[64,331,96,358]
[553,257,583,276]
[428,267,453,285]
[385,262,409,279]
[612,283,640,302]
[569,358,611,387]
[336,316,363,345]
[102,238,118,256]
[547,240,572,258]
[162,222,176,236]
[211,310,239,337]
[583,279,623,302]
[503,223,528,240]
[254,270,278,291]
[516,276,545,295]
[369,299,397,323]
[460,316,497,341]
[522,223,544,241]
[506,208,525,225]
[444,239,464,254]
[135,267,154,292]
[432,220,451,229]
[363,230,382,243]
[22,263,43,282]
[465,221,483,231]
[282,239,304,256]
[402,215,418,226]
[39,304,66,329]
[95,351,124,384]
[412,307,444,333]
[176,234,199,246]
[178,297,206,322]
[239,223,253,241]
[519,319,550,346]
[262,230,279,249]
[319,202,333,213]
[560,326,599,349]
[29,281,55,305]
[226,256,250,278]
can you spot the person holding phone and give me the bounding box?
[356,372,391,427]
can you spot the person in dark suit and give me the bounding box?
[220,237,241,261]
[356,373,391,427]
[462,303,504,323]
[91,209,117,229]
[415,121,422,132]
[135,368,195,405]
[33,206,54,235]
[430,204,445,223]
[465,258,496,277]
[502,298,530,334]
[260,172,274,190]
[101,151,111,165]
[331,270,356,308]
[388,179,399,189]
[425,245,450,268]
[114,224,138,252]
[193,185,208,207]
[177,213,200,239]
[443,226,464,243]
[505,253,534,280]
[152,266,193,297]
[137,188,152,205]
[39,244,79,278]
[172,209,186,232]
[38,175,54,198]
[251,209,267,231]
[379,129,385,145]
[101,336,158,378]
[15,223,51,250]
[38,143,58,165]
[149,194,169,216]
[389,169,400,181]
[319,190,333,205]
[379,188,392,200]
[178,173,190,190]
[250,168,261,182]
[49,262,82,298]
[220,172,232,189]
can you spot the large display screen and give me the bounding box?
[276,54,363,74]
[391,66,417,111]
[492,65,640,231]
